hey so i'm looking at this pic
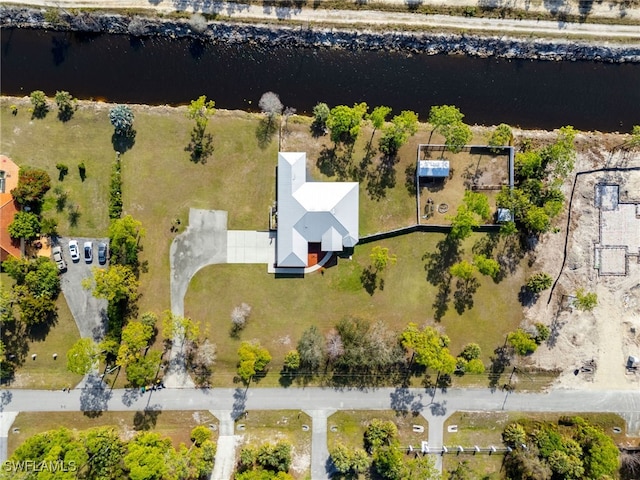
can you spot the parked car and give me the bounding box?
[52,246,67,271]
[83,241,93,263]
[98,242,108,265]
[68,240,80,262]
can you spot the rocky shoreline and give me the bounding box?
[2,6,640,63]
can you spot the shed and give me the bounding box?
[418,160,449,178]
[497,208,513,223]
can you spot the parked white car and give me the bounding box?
[68,240,80,262]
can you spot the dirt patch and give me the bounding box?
[522,144,640,391]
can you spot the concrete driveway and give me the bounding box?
[54,237,108,340]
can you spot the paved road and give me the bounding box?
[3,0,640,40]
[4,386,640,419]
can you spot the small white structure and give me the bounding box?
[276,152,359,267]
[418,159,450,178]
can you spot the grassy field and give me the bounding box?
[327,410,429,451]
[441,411,628,478]
[234,410,312,479]
[1,97,529,389]
[7,410,218,457]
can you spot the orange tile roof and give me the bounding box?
[0,156,21,261]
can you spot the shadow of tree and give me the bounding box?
[366,156,397,201]
[27,312,58,342]
[488,346,511,392]
[423,236,461,321]
[389,388,424,416]
[80,374,112,417]
[360,266,377,295]
[232,388,247,420]
[111,129,136,154]
[255,117,278,149]
[0,390,12,412]
[133,405,162,430]
[453,277,480,314]
[122,387,142,407]
[517,286,538,307]
[405,162,417,196]
[185,129,213,164]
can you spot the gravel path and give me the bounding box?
[4,0,640,40]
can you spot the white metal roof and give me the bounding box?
[277,152,359,267]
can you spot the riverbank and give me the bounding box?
[2,5,640,62]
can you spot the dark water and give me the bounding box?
[2,28,639,131]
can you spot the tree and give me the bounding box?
[548,450,584,479]
[502,422,527,448]
[459,343,481,361]
[81,427,125,479]
[447,205,478,240]
[296,325,325,372]
[448,460,476,480]
[8,211,41,241]
[125,350,162,387]
[162,311,200,346]
[524,205,551,233]
[83,265,139,303]
[525,272,553,293]
[124,432,175,480]
[11,166,51,208]
[231,302,252,335]
[372,445,404,480]
[515,150,544,180]
[507,329,538,355]
[443,121,473,153]
[117,320,153,367]
[237,341,272,383]
[326,103,368,144]
[449,260,475,282]
[16,291,56,325]
[367,105,392,134]
[574,288,597,311]
[283,350,300,371]
[311,102,330,134]
[325,330,344,363]
[190,426,212,447]
[463,358,485,374]
[66,338,102,375]
[463,190,491,221]
[428,105,464,133]
[473,254,500,280]
[30,90,48,118]
[186,95,216,162]
[488,123,513,152]
[364,419,398,451]
[369,246,397,273]
[379,110,419,156]
[259,92,283,120]
[109,104,134,135]
[542,125,577,181]
[256,442,292,472]
[629,125,640,148]
[54,90,75,121]
[108,215,145,267]
[330,443,354,474]
[401,322,456,375]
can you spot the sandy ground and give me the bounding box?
[518,134,640,391]
[2,0,640,40]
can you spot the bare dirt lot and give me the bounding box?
[519,136,640,391]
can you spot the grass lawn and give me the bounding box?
[185,232,528,386]
[1,97,530,389]
[327,410,429,451]
[234,410,311,479]
[7,410,218,457]
[441,411,628,478]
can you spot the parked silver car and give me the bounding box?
[52,246,67,271]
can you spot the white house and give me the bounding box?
[276,152,359,267]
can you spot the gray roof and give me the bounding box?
[277,152,359,267]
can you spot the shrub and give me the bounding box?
[188,13,208,33]
[507,329,538,355]
[364,419,398,452]
[54,90,75,121]
[109,155,123,219]
[56,163,69,181]
[30,90,48,118]
[533,322,550,344]
[525,272,553,293]
[109,105,134,135]
[574,288,597,311]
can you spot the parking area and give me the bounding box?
[53,237,109,341]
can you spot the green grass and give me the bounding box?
[234,410,311,479]
[327,410,429,451]
[441,411,628,478]
[7,410,218,457]
[1,97,530,389]
[185,232,528,385]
